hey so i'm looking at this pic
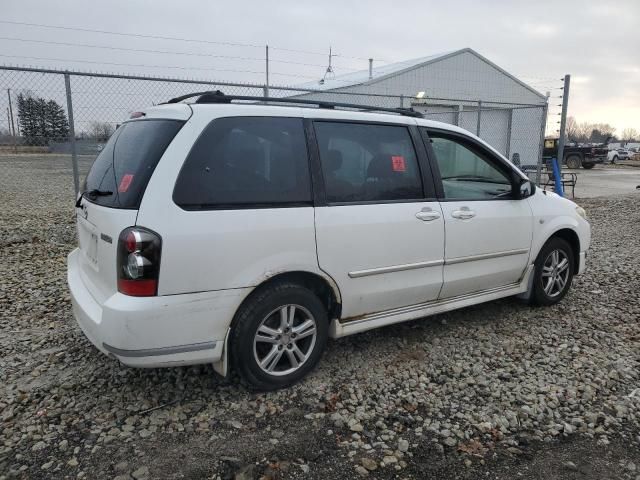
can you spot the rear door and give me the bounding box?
[76,113,186,302]
[422,128,533,298]
[311,120,445,320]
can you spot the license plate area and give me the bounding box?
[77,214,99,267]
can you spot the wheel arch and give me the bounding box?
[543,228,581,273]
[214,270,340,379]
[236,270,342,325]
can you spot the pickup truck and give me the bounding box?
[542,138,608,169]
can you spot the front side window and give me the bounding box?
[173,117,311,209]
[314,122,423,203]
[427,132,513,200]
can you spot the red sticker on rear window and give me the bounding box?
[118,174,134,193]
[391,156,406,172]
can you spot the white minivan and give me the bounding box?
[68,93,591,390]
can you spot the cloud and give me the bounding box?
[1,0,638,131]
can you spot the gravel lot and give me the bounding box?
[1,155,639,480]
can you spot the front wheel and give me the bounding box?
[531,237,575,306]
[230,282,328,391]
[611,155,618,164]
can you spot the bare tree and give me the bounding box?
[621,128,639,142]
[565,116,580,142]
[89,121,115,142]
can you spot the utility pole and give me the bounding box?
[7,89,17,153]
[557,74,571,173]
[264,45,269,98]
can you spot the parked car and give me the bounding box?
[542,138,608,169]
[68,94,591,390]
[608,148,631,163]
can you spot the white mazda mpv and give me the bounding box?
[68,92,590,390]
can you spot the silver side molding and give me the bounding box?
[348,259,444,278]
[347,249,528,279]
[445,248,529,265]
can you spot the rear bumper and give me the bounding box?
[67,248,249,368]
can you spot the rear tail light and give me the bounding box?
[117,227,161,296]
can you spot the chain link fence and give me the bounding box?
[0,65,547,222]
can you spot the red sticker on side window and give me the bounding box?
[391,156,406,172]
[118,174,134,193]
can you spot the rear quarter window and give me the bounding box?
[83,119,184,209]
[173,117,311,209]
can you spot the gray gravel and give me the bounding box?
[1,155,639,480]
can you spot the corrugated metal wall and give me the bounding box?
[295,50,546,164]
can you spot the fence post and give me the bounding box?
[399,94,404,109]
[476,100,482,136]
[455,105,462,126]
[264,45,269,98]
[7,89,17,154]
[64,73,80,197]
[557,74,571,172]
[535,101,549,185]
[505,108,513,159]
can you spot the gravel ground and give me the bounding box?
[1,155,639,480]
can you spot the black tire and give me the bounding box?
[565,155,582,169]
[230,282,328,391]
[582,162,595,170]
[531,237,575,306]
[611,155,618,164]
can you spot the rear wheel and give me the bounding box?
[532,237,575,306]
[230,282,328,391]
[565,155,582,169]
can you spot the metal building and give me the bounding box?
[293,48,547,166]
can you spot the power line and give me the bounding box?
[0,20,383,63]
[0,20,263,49]
[0,35,363,71]
[0,53,322,79]
[271,45,385,62]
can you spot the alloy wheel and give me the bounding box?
[541,249,571,298]
[253,304,318,376]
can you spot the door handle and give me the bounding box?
[451,208,476,220]
[415,208,441,222]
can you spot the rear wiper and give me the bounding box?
[75,189,113,208]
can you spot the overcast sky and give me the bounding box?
[2,0,639,133]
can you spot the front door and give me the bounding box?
[423,129,533,298]
[312,121,445,319]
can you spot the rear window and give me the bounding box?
[173,117,311,209]
[83,119,184,209]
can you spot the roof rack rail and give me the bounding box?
[165,90,423,118]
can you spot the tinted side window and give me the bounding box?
[314,122,423,203]
[427,132,512,200]
[173,117,311,209]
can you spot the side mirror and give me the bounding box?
[516,178,535,199]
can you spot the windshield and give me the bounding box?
[83,119,184,209]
